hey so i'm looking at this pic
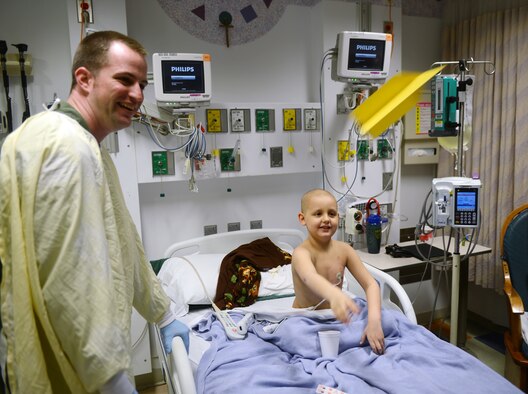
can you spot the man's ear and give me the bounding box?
[73,67,93,93]
[298,211,306,225]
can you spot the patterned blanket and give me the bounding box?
[214,237,292,309]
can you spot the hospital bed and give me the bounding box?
[155,228,520,394]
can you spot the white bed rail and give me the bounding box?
[345,265,417,324]
[164,228,305,258]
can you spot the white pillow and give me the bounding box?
[157,254,224,317]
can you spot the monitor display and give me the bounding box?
[153,53,212,108]
[454,187,479,227]
[347,38,386,71]
[334,31,392,81]
[161,60,205,94]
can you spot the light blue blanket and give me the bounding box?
[193,298,520,393]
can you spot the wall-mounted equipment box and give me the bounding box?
[230,108,251,132]
[303,108,320,131]
[152,151,175,175]
[357,140,369,160]
[337,140,350,161]
[282,108,302,131]
[255,109,275,132]
[206,109,228,132]
[270,146,283,167]
[377,138,393,159]
[403,140,439,165]
[219,148,241,171]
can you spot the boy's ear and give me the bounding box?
[298,211,306,225]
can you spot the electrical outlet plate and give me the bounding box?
[270,146,283,167]
[77,0,94,23]
[204,225,217,236]
[227,222,240,232]
[382,172,393,191]
[250,220,263,229]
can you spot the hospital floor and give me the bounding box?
[137,319,508,393]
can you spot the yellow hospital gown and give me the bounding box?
[0,104,170,393]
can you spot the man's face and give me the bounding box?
[88,41,147,134]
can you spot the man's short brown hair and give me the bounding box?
[70,31,147,91]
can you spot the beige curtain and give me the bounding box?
[438,0,528,291]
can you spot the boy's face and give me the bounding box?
[299,192,339,239]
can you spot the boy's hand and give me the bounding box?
[330,293,360,323]
[360,319,385,354]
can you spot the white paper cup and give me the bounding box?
[318,330,340,358]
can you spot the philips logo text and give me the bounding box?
[356,45,376,51]
[171,66,195,72]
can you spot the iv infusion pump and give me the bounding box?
[432,177,481,228]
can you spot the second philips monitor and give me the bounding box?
[153,53,212,107]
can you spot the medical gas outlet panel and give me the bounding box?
[432,177,481,228]
[136,103,323,184]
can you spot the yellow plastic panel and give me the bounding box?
[352,66,445,138]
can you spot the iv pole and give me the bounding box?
[431,58,495,346]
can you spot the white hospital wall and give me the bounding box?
[0,0,72,129]
[126,0,404,260]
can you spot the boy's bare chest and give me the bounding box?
[312,250,346,276]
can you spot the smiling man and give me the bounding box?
[0,31,187,394]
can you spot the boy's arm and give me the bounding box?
[292,247,359,322]
[345,244,384,353]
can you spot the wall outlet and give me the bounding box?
[382,172,393,191]
[250,220,263,229]
[204,225,217,236]
[227,222,240,232]
[77,0,94,23]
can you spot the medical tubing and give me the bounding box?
[184,123,206,161]
[177,256,216,306]
[308,273,343,311]
[319,48,338,190]
[427,264,448,331]
[143,120,195,151]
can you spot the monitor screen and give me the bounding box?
[161,60,205,94]
[347,38,386,71]
[454,187,479,227]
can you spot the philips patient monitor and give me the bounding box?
[334,31,392,81]
[153,53,212,108]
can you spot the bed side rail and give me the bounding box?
[345,264,417,324]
